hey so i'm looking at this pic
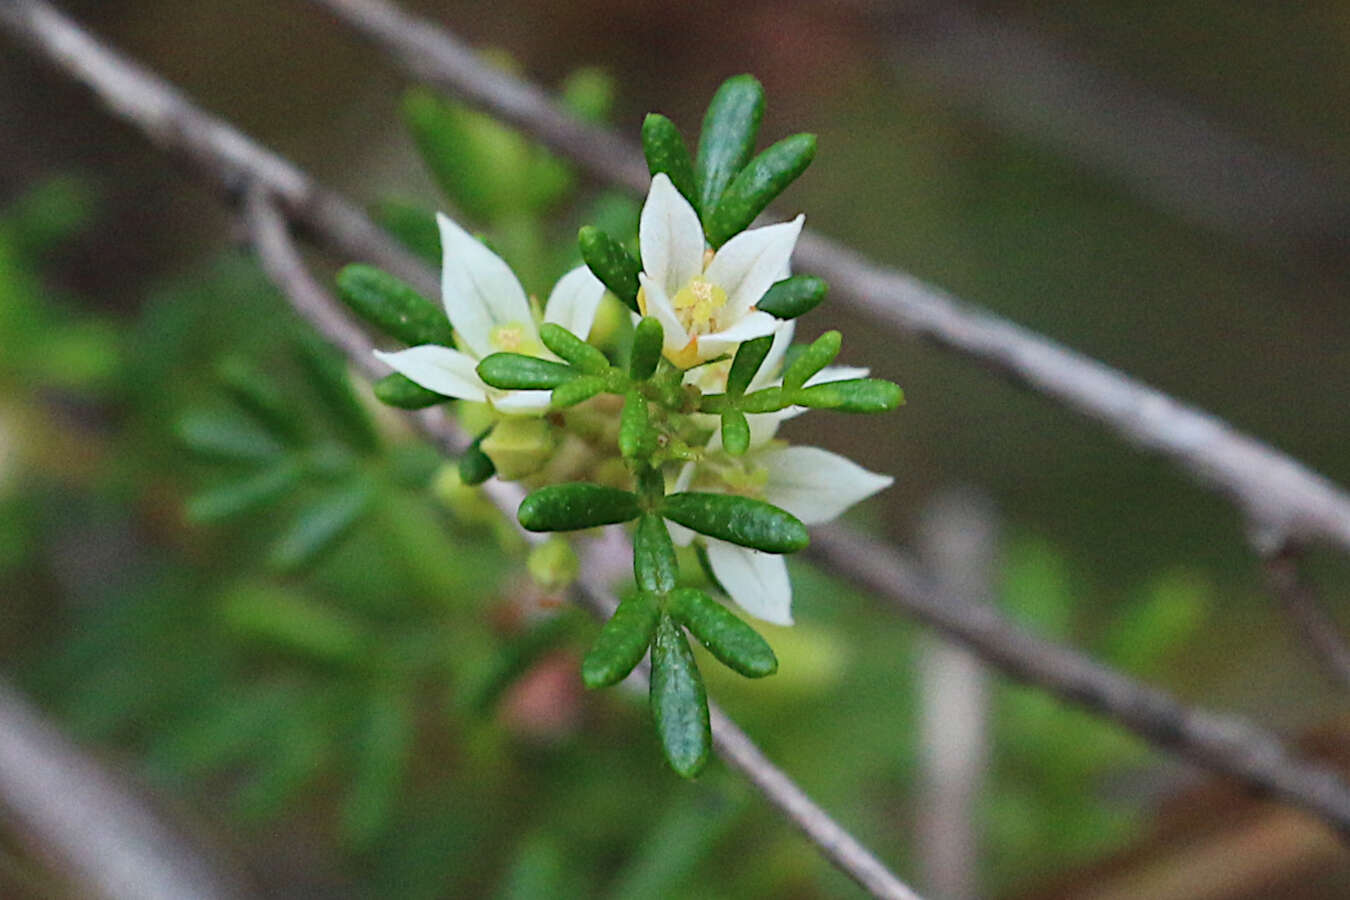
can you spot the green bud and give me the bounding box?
[477,353,579,390]
[720,408,751,456]
[539,322,609,374]
[670,588,777,678]
[756,275,827,320]
[628,316,664,381]
[480,417,554,481]
[795,378,904,413]
[706,133,816,247]
[517,483,641,532]
[726,335,773,397]
[650,613,711,778]
[579,226,641,312]
[550,374,607,408]
[634,513,678,595]
[458,430,496,485]
[696,74,764,218]
[373,373,448,409]
[268,478,375,573]
[335,264,454,347]
[186,461,302,523]
[642,114,698,211]
[781,330,841,392]
[662,492,808,554]
[618,389,649,459]
[526,536,580,590]
[581,591,660,689]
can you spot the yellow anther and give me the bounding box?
[671,276,728,334]
[490,322,542,356]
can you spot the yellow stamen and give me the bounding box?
[490,322,542,356]
[671,276,727,335]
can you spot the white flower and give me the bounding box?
[637,174,803,369]
[373,213,607,415]
[671,444,892,625]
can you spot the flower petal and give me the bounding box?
[638,273,691,355]
[696,311,779,360]
[756,446,893,525]
[666,462,698,546]
[704,215,804,318]
[373,345,487,402]
[543,265,607,340]
[437,213,533,358]
[490,389,553,415]
[748,320,796,392]
[805,365,870,386]
[639,174,705,297]
[704,539,794,625]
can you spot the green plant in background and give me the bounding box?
[352,73,903,776]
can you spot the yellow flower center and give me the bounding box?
[490,322,542,356]
[671,276,728,336]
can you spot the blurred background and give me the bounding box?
[1,0,1348,897]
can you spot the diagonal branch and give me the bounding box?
[241,186,922,900]
[1263,546,1350,693]
[305,0,1350,556]
[6,0,1350,848]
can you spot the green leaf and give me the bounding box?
[268,479,375,572]
[628,316,664,381]
[726,335,773,397]
[661,492,808,554]
[539,322,609,374]
[336,264,453,347]
[756,275,827,320]
[373,372,448,409]
[578,226,641,312]
[634,513,678,595]
[340,688,413,848]
[477,353,578,390]
[561,66,615,123]
[175,409,285,463]
[374,199,441,262]
[550,374,606,408]
[220,584,370,665]
[517,483,641,532]
[642,114,698,211]
[705,134,816,247]
[670,588,777,678]
[795,378,904,413]
[619,390,650,459]
[186,461,302,522]
[649,614,711,778]
[294,335,380,453]
[719,409,750,456]
[695,75,763,218]
[781,330,841,391]
[403,88,529,219]
[581,591,660,689]
[216,357,306,444]
[459,430,497,486]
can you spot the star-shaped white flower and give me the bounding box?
[637,174,803,369]
[671,443,892,625]
[374,213,607,415]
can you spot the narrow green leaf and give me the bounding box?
[403,88,528,220]
[726,335,773,397]
[187,461,302,522]
[336,264,453,347]
[216,357,305,444]
[477,352,578,390]
[781,330,841,392]
[550,374,606,408]
[720,409,750,456]
[650,614,711,778]
[629,316,664,381]
[340,688,413,848]
[175,409,285,463]
[294,335,380,453]
[634,513,678,595]
[517,483,641,532]
[756,275,827,320]
[706,133,816,246]
[739,387,789,414]
[795,378,904,413]
[539,322,609,374]
[373,372,448,409]
[220,584,370,665]
[695,75,764,217]
[375,199,440,263]
[581,591,660,689]
[619,389,649,459]
[642,114,698,211]
[670,588,777,678]
[661,492,808,554]
[268,479,375,573]
[459,430,496,486]
[579,226,641,312]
